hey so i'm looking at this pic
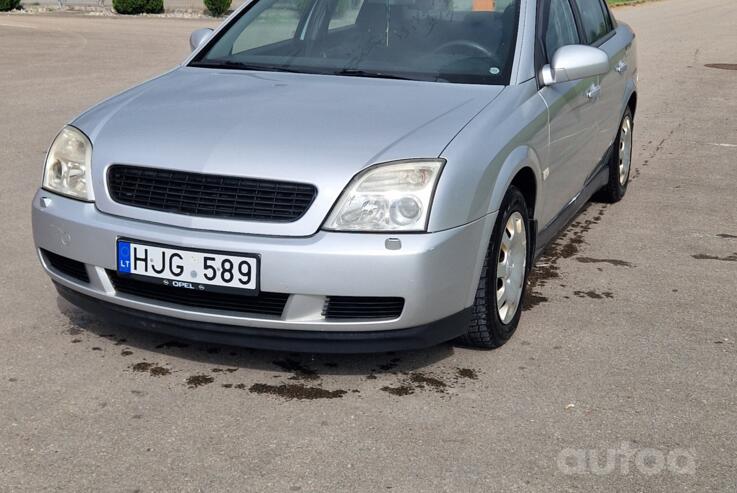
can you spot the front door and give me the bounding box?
[538,0,601,226]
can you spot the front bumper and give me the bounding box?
[33,190,495,347]
[55,283,472,353]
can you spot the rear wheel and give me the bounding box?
[599,108,634,203]
[460,186,530,349]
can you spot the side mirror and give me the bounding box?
[541,45,610,85]
[190,28,214,52]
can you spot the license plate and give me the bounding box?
[116,239,259,295]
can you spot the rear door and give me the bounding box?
[588,0,634,151]
[538,0,600,225]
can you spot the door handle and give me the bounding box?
[615,60,628,73]
[586,84,601,100]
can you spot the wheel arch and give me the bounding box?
[458,146,543,309]
[621,77,638,120]
[487,145,542,221]
[627,91,638,117]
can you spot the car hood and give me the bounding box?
[75,67,504,236]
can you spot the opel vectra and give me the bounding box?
[33,0,637,352]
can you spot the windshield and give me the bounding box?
[191,0,521,84]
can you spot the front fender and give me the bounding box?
[429,80,548,232]
[486,145,543,217]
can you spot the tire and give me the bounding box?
[599,107,634,203]
[460,186,531,349]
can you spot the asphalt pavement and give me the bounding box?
[1,1,736,491]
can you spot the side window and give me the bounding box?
[573,0,611,44]
[545,0,579,60]
[328,0,363,30]
[231,0,308,55]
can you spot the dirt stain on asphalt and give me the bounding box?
[73,326,481,399]
[574,290,614,300]
[272,359,319,381]
[186,374,214,388]
[131,362,154,372]
[149,366,171,377]
[525,290,550,307]
[222,360,482,399]
[379,369,475,397]
[130,362,170,377]
[456,368,478,380]
[525,205,608,309]
[381,385,415,396]
[717,234,737,239]
[692,253,737,262]
[248,383,348,400]
[409,373,447,392]
[576,257,634,267]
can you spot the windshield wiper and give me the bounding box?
[333,68,417,81]
[190,60,303,74]
[335,68,448,83]
[192,62,449,82]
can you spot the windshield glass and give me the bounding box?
[191,0,521,84]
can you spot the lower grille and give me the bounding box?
[323,296,405,320]
[107,271,289,317]
[42,249,90,283]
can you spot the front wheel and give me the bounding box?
[460,186,531,349]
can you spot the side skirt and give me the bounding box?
[533,146,612,260]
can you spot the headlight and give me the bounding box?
[42,126,94,201]
[324,159,444,232]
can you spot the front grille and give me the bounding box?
[42,249,89,283]
[108,271,289,317]
[107,165,317,222]
[323,296,405,320]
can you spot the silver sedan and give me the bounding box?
[32,0,637,352]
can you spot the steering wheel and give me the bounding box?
[433,40,493,58]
